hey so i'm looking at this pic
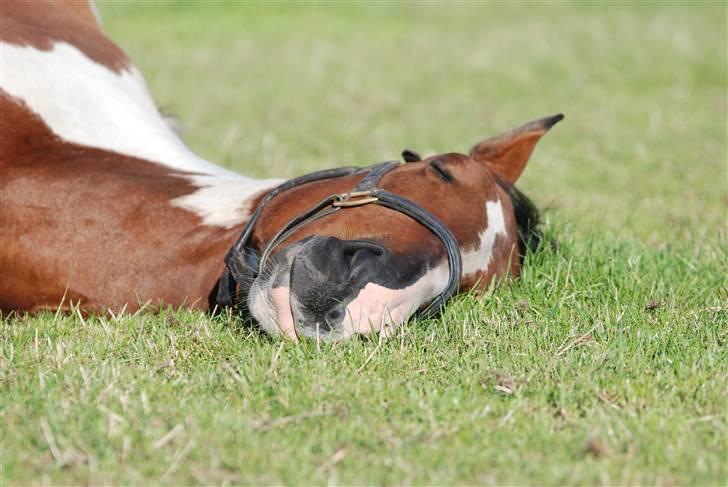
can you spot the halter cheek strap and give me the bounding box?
[216,160,462,319]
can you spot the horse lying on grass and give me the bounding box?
[0,0,563,340]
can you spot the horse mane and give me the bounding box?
[494,175,543,263]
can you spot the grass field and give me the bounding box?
[2,2,726,485]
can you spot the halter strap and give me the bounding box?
[215,160,462,320]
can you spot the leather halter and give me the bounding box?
[216,160,462,319]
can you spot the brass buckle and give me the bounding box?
[333,190,379,208]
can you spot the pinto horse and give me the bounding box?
[0,1,562,340]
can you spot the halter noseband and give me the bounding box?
[216,160,462,319]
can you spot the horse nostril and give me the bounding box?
[289,236,391,335]
[339,240,387,277]
[326,307,344,324]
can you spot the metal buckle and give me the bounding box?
[332,190,379,207]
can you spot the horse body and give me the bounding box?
[1,1,562,340]
[0,0,278,313]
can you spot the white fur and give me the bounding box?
[0,42,223,174]
[0,41,280,227]
[250,284,279,335]
[170,175,281,228]
[461,199,508,277]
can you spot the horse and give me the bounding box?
[0,0,562,341]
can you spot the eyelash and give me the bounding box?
[430,161,453,182]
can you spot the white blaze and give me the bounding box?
[461,199,508,278]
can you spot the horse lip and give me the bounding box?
[270,286,298,341]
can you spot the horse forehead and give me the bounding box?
[383,160,497,220]
[385,155,490,191]
[394,168,507,256]
[257,169,499,255]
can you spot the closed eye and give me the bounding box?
[429,160,454,182]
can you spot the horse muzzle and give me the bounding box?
[247,234,450,341]
[288,236,391,338]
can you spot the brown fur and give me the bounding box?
[56,0,103,31]
[470,114,564,184]
[1,2,558,316]
[0,0,128,72]
[0,93,240,314]
[248,152,522,293]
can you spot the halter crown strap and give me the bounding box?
[351,160,400,191]
[255,161,399,273]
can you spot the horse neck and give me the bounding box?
[0,7,284,312]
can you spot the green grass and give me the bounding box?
[2,2,726,485]
[2,232,726,484]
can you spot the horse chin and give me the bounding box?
[247,240,449,341]
[246,243,299,339]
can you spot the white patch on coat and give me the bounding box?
[1,41,282,227]
[0,41,230,175]
[461,199,507,277]
[170,175,281,228]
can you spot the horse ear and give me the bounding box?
[469,113,563,183]
[401,149,422,163]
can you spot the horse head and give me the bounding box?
[228,114,563,340]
